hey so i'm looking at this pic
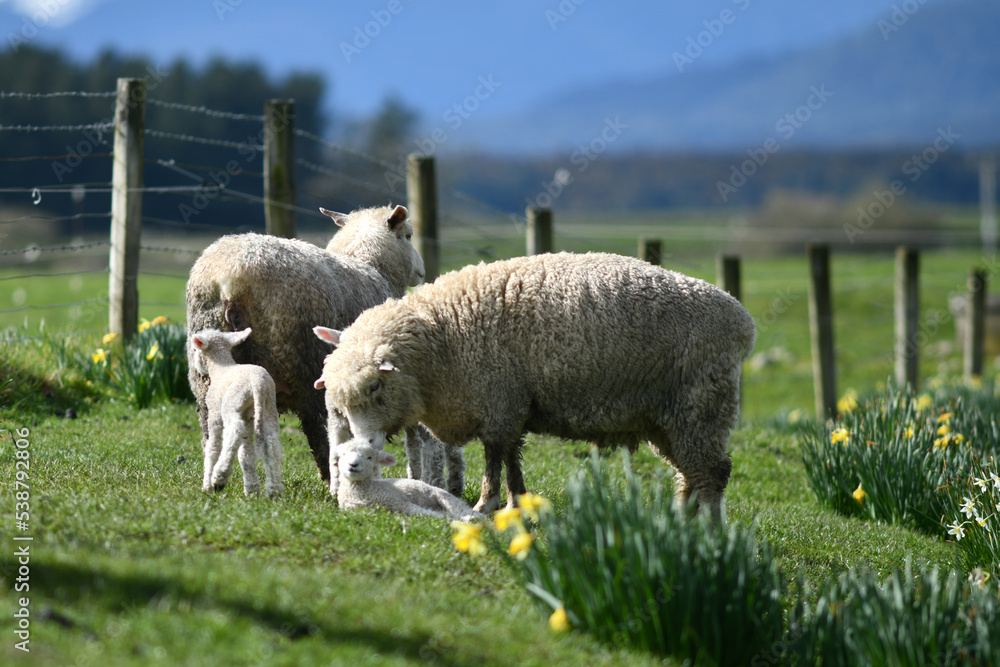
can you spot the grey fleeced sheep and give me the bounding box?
[314,251,756,517]
[185,205,462,496]
[190,327,283,497]
[335,439,481,521]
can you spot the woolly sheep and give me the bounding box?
[185,205,462,495]
[190,327,283,497]
[314,251,756,517]
[335,438,481,521]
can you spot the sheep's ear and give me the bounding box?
[314,377,325,390]
[387,205,408,230]
[314,325,342,346]
[191,334,207,350]
[377,450,397,467]
[319,207,350,228]
[378,359,397,372]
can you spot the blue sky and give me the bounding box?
[1,0,950,121]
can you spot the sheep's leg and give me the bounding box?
[213,415,246,491]
[416,427,446,489]
[474,439,506,513]
[203,418,224,492]
[446,444,466,498]
[299,400,331,482]
[327,411,352,497]
[503,438,527,510]
[257,416,283,498]
[403,425,423,481]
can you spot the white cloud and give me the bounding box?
[0,0,110,28]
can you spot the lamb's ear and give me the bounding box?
[226,327,252,346]
[387,204,408,230]
[378,359,397,372]
[313,377,325,390]
[319,207,350,228]
[191,333,206,350]
[377,450,397,467]
[313,325,342,346]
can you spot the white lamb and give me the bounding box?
[335,439,481,522]
[190,327,284,497]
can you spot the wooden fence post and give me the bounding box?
[717,254,741,302]
[526,207,552,255]
[807,244,837,420]
[639,238,662,266]
[264,99,295,238]
[894,247,920,388]
[407,154,439,282]
[109,77,145,341]
[964,268,987,380]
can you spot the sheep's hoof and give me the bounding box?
[265,484,284,498]
[473,496,502,514]
[244,485,262,496]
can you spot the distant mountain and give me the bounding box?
[460,0,1000,155]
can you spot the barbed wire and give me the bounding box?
[139,245,202,255]
[0,153,113,163]
[0,91,115,99]
[0,212,111,226]
[147,158,264,179]
[0,329,102,344]
[0,241,111,257]
[0,267,108,281]
[296,158,400,200]
[142,215,263,234]
[145,129,261,152]
[139,270,190,280]
[0,122,114,132]
[146,99,265,122]
[293,129,398,172]
[0,297,107,314]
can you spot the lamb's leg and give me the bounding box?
[474,439,506,513]
[299,394,331,482]
[257,415,284,498]
[403,425,423,481]
[203,417,223,492]
[446,444,466,498]
[238,429,262,496]
[213,415,247,491]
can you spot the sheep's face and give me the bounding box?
[336,441,396,482]
[317,339,416,450]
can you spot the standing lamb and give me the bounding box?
[190,327,283,497]
[185,204,462,495]
[313,251,756,518]
[335,438,481,521]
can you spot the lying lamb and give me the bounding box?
[191,327,283,497]
[314,251,756,518]
[335,439,481,521]
[186,204,462,496]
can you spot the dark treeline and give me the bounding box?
[0,45,326,237]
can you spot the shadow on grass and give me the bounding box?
[0,555,479,666]
[0,356,103,420]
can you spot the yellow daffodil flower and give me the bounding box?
[91,348,107,364]
[450,521,486,556]
[146,342,162,361]
[937,412,953,423]
[151,315,167,327]
[852,482,867,504]
[548,606,571,633]
[937,424,951,436]
[517,493,552,522]
[837,389,859,415]
[508,532,534,560]
[830,428,849,444]
[102,332,117,345]
[493,507,523,532]
[915,394,933,411]
[138,318,151,332]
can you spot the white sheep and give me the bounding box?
[335,439,482,522]
[185,204,464,496]
[314,251,756,518]
[190,327,283,497]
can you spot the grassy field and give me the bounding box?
[1,217,997,664]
